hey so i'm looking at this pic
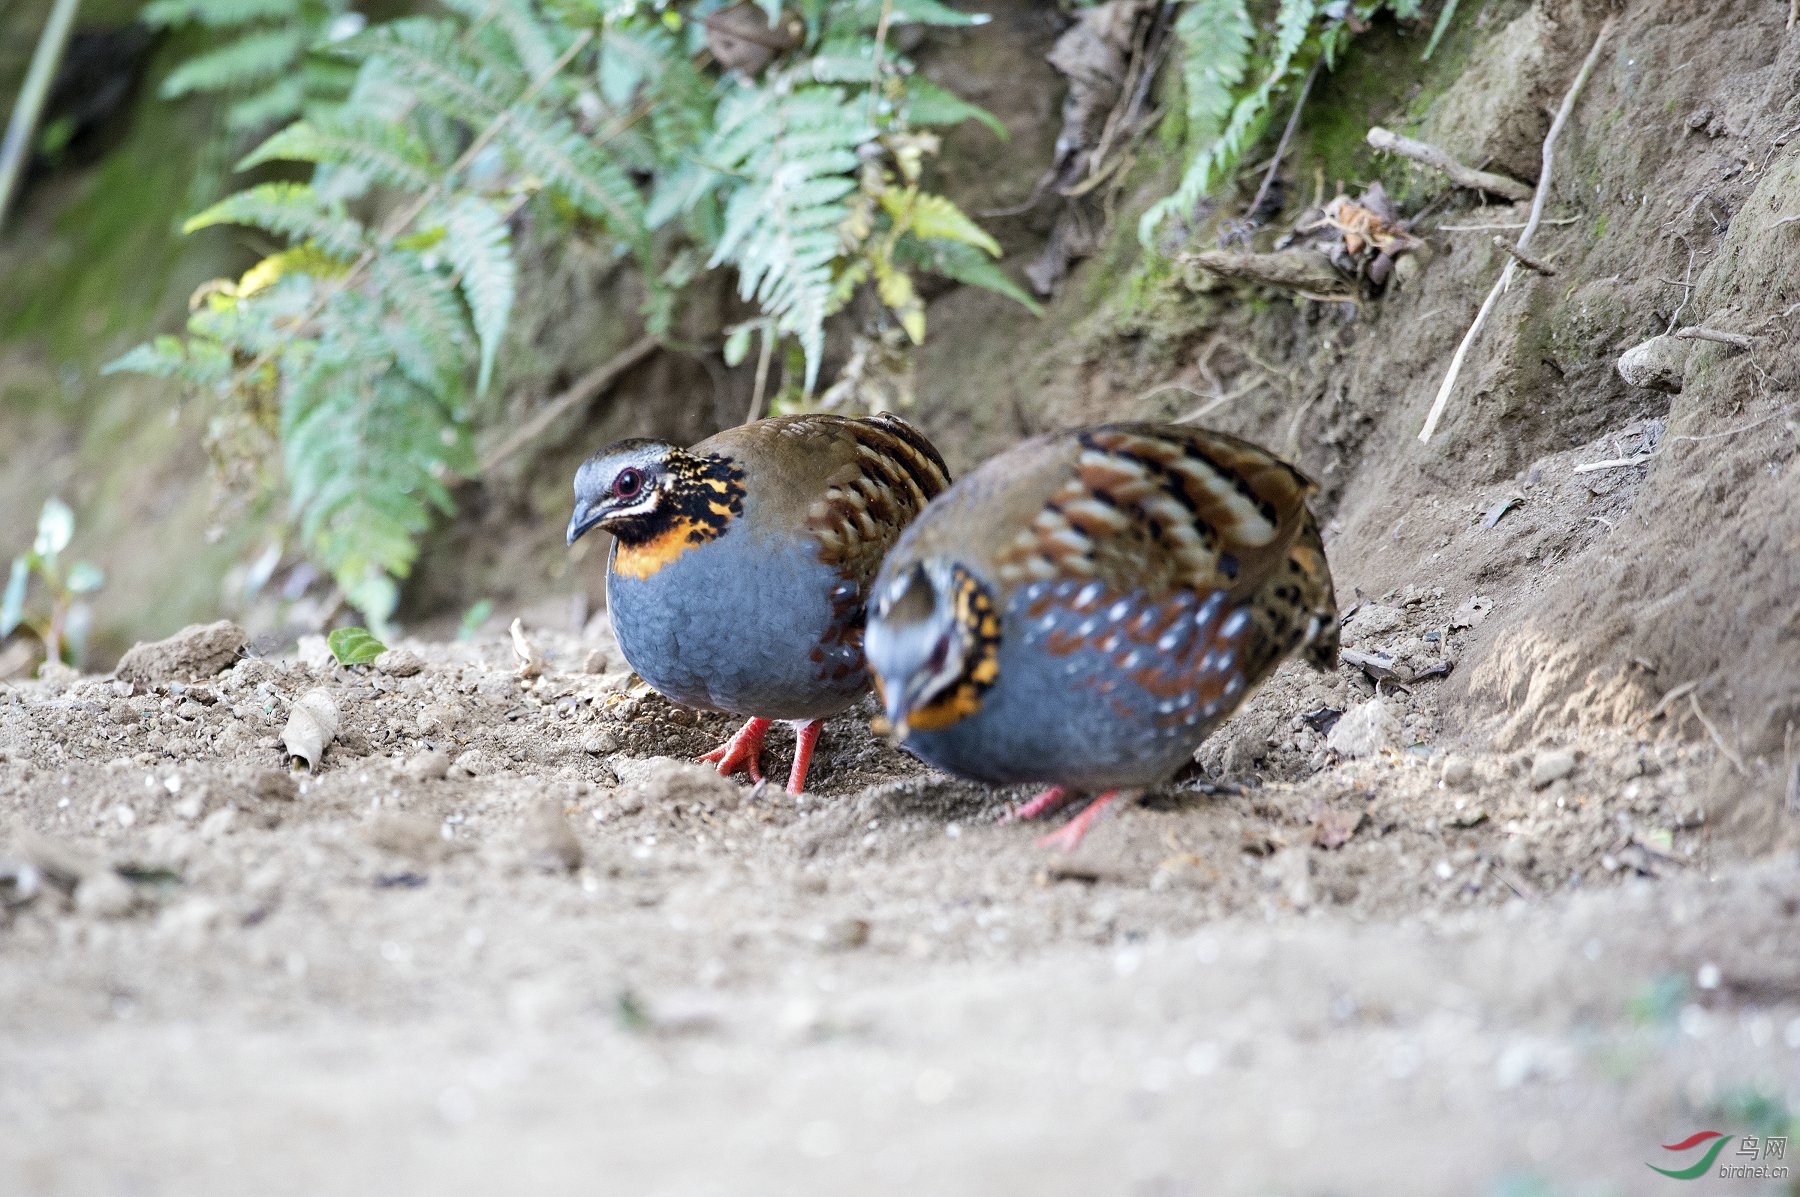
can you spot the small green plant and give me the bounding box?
[1140,0,1429,247]
[326,625,386,664]
[1,499,105,668]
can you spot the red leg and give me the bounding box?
[1001,785,1075,823]
[786,719,822,795]
[1037,789,1130,852]
[698,717,770,784]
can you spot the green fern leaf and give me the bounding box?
[500,107,649,258]
[1140,0,1316,246]
[894,191,1001,256]
[224,75,308,131]
[239,116,435,192]
[102,335,191,378]
[896,237,1041,314]
[837,0,989,29]
[345,19,518,128]
[140,0,296,30]
[706,84,871,390]
[185,183,369,258]
[160,26,303,98]
[365,254,472,400]
[440,197,516,396]
[901,78,1005,137]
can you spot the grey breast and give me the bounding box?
[606,522,866,722]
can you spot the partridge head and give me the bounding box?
[568,413,950,793]
[865,422,1338,849]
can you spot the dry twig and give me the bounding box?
[1366,126,1534,203]
[1418,16,1617,443]
[1672,326,1753,350]
[479,334,659,472]
[1493,236,1555,275]
[1688,692,1748,775]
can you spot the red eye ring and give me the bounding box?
[613,468,643,500]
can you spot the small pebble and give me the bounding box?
[520,803,583,873]
[1441,757,1474,788]
[1530,749,1577,789]
[583,649,609,674]
[450,749,491,778]
[75,871,137,919]
[581,731,620,756]
[375,649,425,678]
[811,917,871,952]
[405,750,451,782]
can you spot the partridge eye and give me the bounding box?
[613,468,644,500]
[927,637,949,671]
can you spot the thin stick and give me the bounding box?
[1247,59,1322,220]
[1572,452,1655,475]
[1366,126,1533,203]
[0,0,82,231]
[1437,216,1579,231]
[1689,693,1748,775]
[746,323,775,425]
[478,334,658,472]
[1671,326,1753,350]
[1493,236,1555,275]
[1418,16,1617,443]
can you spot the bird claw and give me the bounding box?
[698,717,770,783]
[1032,789,1130,852]
[1001,785,1073,823]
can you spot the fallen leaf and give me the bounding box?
[509,618,547,680]
[1482,496,1524,529]
[1341,648,1404,683]
[1450,595,1494,629]
[281,688,339,771]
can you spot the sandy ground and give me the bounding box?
[2,617,1796,1196]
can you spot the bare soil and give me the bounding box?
[4,0,1800,1194]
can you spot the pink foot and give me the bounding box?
[786,719,822,795]
[1001,785,1075,823]
[698,717,771,784]
[1036,789,1130,852]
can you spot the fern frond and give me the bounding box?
[836,0,989,29]
[160,26,304,98]
[185,182,370,258]
[140,0,295,30]
[499,106,649,256]
[1139,0,1315,246]
[224,75,308,131]
[239,116,435,192]
[365,253,473,400]
[282,349,469,625]
[895,236,1041,314]
[889,190,1001,255]
[344,19,518,128]
[439,0,565,79]
[901,78,1006,137]
[706,83,871,390]
[440,197,516,396]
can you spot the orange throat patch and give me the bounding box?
[901,565,1002,733]
[612,517,714,580]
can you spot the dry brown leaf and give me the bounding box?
[281,688,339,771]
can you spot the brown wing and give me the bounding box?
[801,412,952,588]
[991,423,1318,602]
